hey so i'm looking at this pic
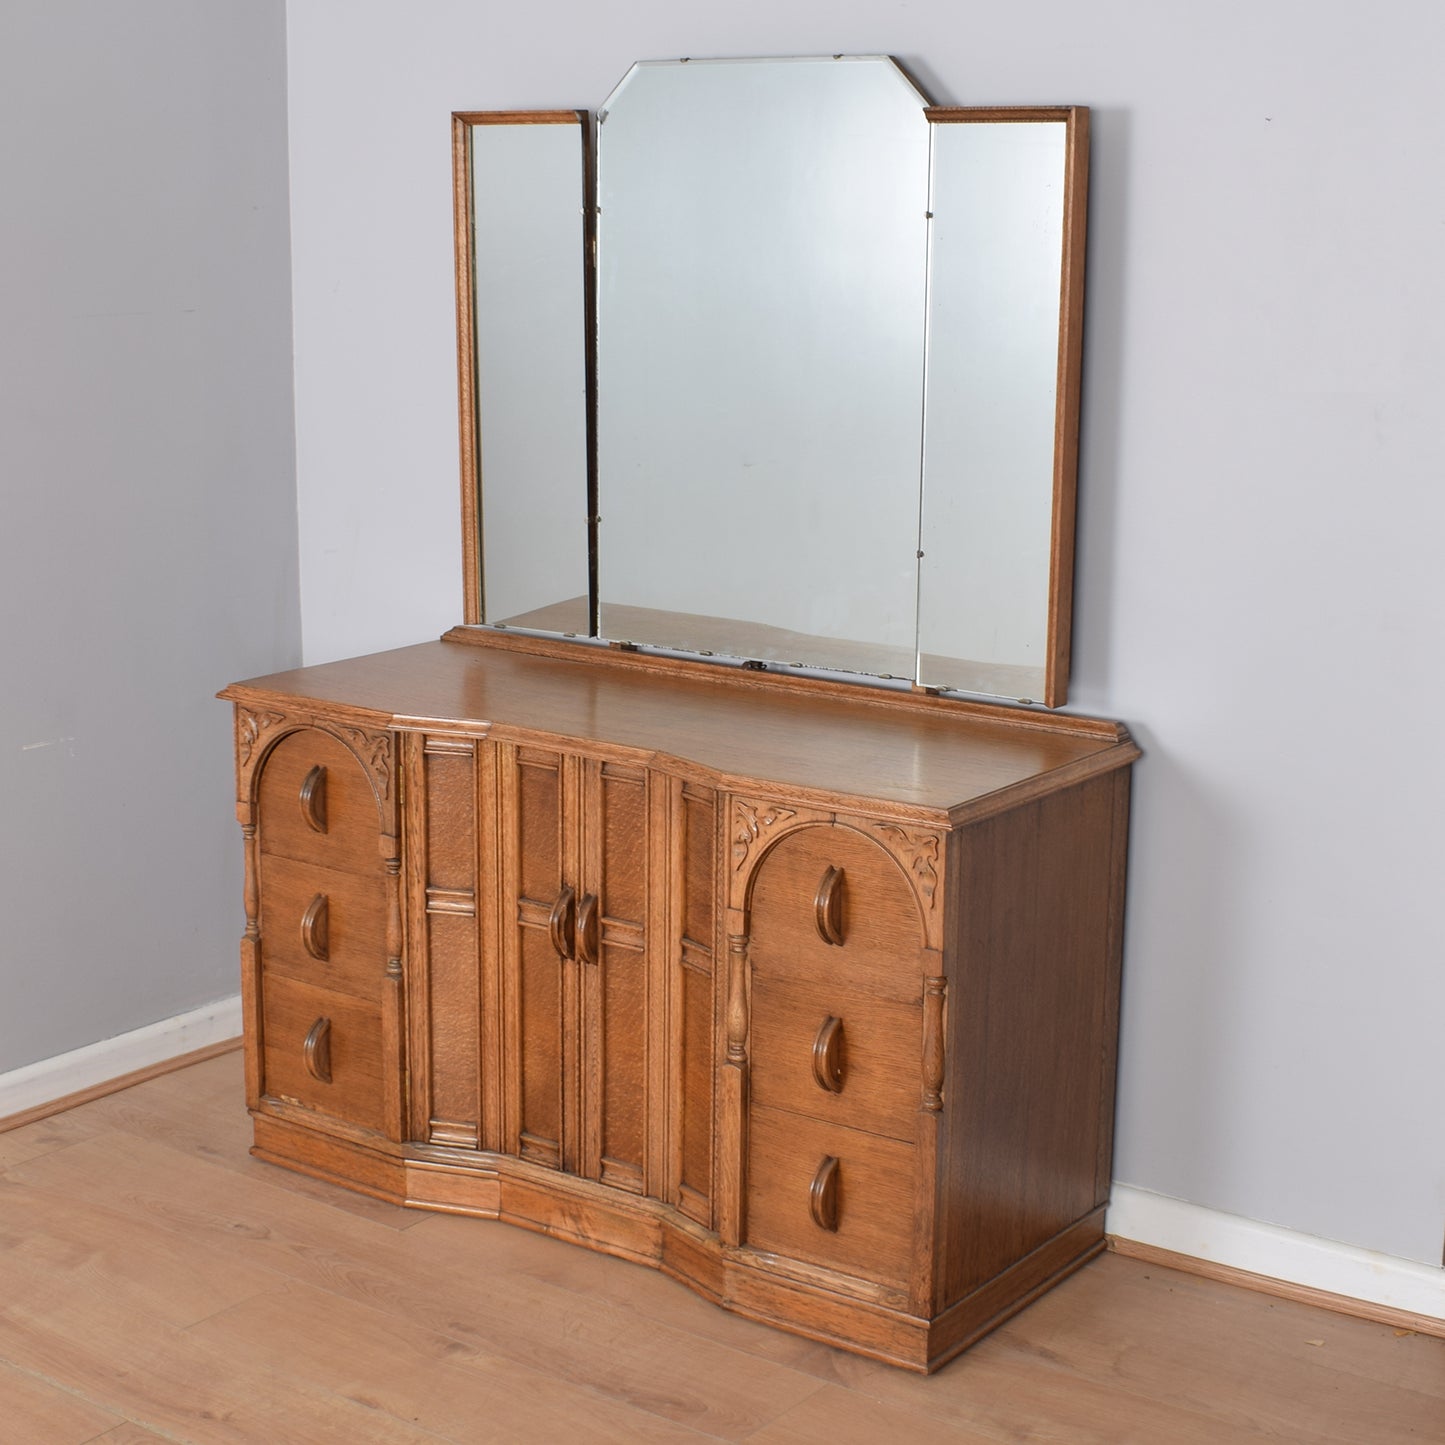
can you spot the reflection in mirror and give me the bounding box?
[456,112,591,631]
[917,112,1085,704]
[595,58,929,677]
[453,67,1089,707]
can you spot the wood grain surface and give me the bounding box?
[1,1052,1440,1442]
[221,634,1137,818]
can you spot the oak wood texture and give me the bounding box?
[222,634,1141,1370]
[0,1037,240,1135]
[1111,1236,1445,1342]
[3,1052,1442,1442]
[456,97,1087,710]
[225,632,1136,816]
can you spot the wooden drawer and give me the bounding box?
[258,728,384,874]
[750,976,920,1142]
[748,822,926,1005]
[258,855,387,1003]
[259,974,385,1132]
[746,1105,916,1290]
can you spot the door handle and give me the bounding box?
[576,892,600,966]
[302,1017,332,1083]
[548,885,576,960]
[811,1015,845,1093]
[809,1155,840,1231]
[299,764,328,833]
[814,865,846,946]
[300,892,330,961]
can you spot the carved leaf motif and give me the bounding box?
[237,708,286,764]
[872,823,941,907]
[731,799,797,870]
[337,726,393,801]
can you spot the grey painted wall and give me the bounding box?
[0,2,300,1070]
[284,1,1445,1267]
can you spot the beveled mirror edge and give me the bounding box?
[923,104,1088,709]
[452,109,594,628]
[452,84,1092,712]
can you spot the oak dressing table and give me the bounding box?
[222,55,1137,1372]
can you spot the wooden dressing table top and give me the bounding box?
[222,633,1137,822]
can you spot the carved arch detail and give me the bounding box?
[233,706,397,834]
[865,821,942,915]
[730,807,943,952]
[727,796,831,910]
[236,707,287,768]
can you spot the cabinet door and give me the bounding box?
[498,745,656,1189]
[578,759,651,1193]
[496,743,716,1209]
[499,744,578,1170]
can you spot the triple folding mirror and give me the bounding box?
[454,56,1087,706]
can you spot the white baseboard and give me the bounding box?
[1107,1184,1444,1324]
[0,995,243,1122]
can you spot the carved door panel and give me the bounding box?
[496,743,716,1208]
[499,743,579,1170]
[577,759,650,1193]
[671,781,718,1227]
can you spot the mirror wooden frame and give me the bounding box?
[923,104,1090,707]
[451,76,1089,709]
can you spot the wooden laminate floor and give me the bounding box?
[0,1051,1441,1443]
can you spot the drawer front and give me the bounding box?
[260,974,385,1132]
[746,1105,915,1289]
[748,823,926,1005]
[750,977,920,1142]
[258,855,387,1003]
[258,728,384,874]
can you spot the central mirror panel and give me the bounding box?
[595,57,929,678]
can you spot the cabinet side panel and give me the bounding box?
[679,786,716,1220]
[941,768,1129,1304]
[681,786,715,953]
[510,748,566,1166]
[596,764,648,1189]
[422,744,481,1145]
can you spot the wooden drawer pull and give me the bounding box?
[814,865,846,946]
[811,1015,845,1093]
[302,1017,332,1083]
[809,1155,840,1232]
[299,764,328,833]
[576,892,599,966]
[549,885,576,960]
[300,892,330,961]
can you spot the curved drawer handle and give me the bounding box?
[814,865,846,947]
[300,892,330,961]
[302,1016,332,1083]
[299,764,328,834]
[548,885,576,960]
[576,892,600,966]
[809,1155,840,1232]
[811,1015,845,1093]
